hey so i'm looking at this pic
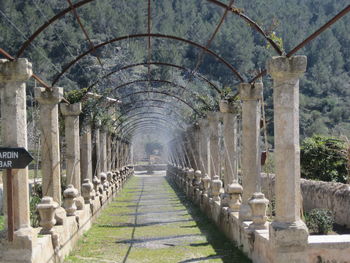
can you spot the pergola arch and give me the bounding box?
[109,79,213,107]
[51,34,244,86]
[114,112,187,131]
[87,62,221,93]
[118,90,209,115]
[114,108,187,126]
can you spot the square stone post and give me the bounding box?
[107,132,112,171]
[267,56,308,249]
[100,128,107,172]
[0,59,32,231]
[198,119,209,174]
[92,120,101,176]
[80,122,92,182]
[219,100,240,190]
[238,83,262,221]
[60,103,82,193]
[35,87,63,204]
[111,135,116,170]
[207,112,220,179]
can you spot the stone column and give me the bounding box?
[35,87,63,204]
[111,135,116,170]
[238,83,262,221]
[0,59,32,231]
[60,103,82,193]
[219,100,240,191]
[80,122,92,182]
[192,124,201,171]
[107,132,112,171]
[198,119,209,174]
[100,128,107,172]
[267,56,308,248]
[207,112,220,179]
[93,121,101,176]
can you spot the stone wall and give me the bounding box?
[261,173,350,228]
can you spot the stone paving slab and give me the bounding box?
[64,171,251,263]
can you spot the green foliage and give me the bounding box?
[30,184,42,228]
[0,215,4,231]
[301,135,348,182]
[65,88,88,104]
[305,209,334,235]
[267,32,284,53]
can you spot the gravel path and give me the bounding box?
[65,171,250,263]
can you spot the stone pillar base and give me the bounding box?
[269,220,309,252]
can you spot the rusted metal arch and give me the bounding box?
[119,90,205,116]
[16,0,281,59]
[110,79,212,108]
[123,125,173,138]
[116,118,184,136]
[118,90,209,114]
[120,122,179,139]
[115,114,186,132]
[51,33,244,86]
[121,99,196,116]
[114,106,187,126]
[87,62,221,93]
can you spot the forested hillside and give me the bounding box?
[0,0,349,138]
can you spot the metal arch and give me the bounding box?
[119,91,204,116]
[110,79,212,107]
[121,99,192,115]
[118,90,209,114]
[113,107,187,126]
[87,62,221,93]
[124,126,173,138]
[116,116,186,132]
[115,112,187,130]
[16,0,281,59]
[117,117,184,132]
[120,122,177,138]
[51,33,244,85]
[117,119,183,136]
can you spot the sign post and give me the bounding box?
[0,147,33,241]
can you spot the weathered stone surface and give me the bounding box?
[238,83,262,222]
[80,123,92,182]
[35,87,63,204]
[0,59,32,230]
[61,102,82,193]
[37,196,58,234]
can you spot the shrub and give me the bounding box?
[305,209,334,235]
[301,135,348,183]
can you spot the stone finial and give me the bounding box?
[202,174,211,195]
[267,55,307,81]
[37,196,59,234]
[34,87,63,104]
[100,172,108,189]
[82,179,94,204]
[194,170,202,188]
[248,192,269,230]
[106,171,113,184]
[0,58,32,82]
[239,83,263,101]
[92,176,101,196]
[227,181,243,212]
[211,175,223,202]
[63,184,78,216]
[60,102,82,116]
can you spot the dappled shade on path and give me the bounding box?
[65,171,250,263]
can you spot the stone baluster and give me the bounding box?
[81,179,95,204]
[35,87,63,204]
[37,197,58,234]
[211,175,223,202]
[63,185,78,216]
[267,56,309,249]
